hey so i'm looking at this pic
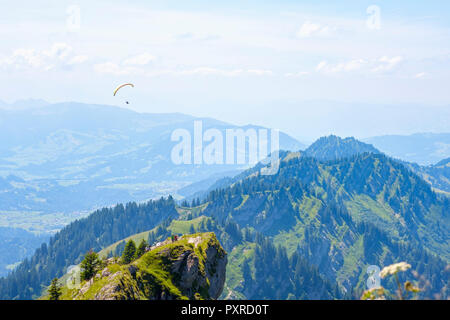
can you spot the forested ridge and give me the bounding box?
[200,152,449,298]
[0,197,178,299]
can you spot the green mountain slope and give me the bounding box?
[0,227,49,277]
[0,197,179,299]
[199,152,449,298]
[1,139,449,300]
[98,215,213,258]
[50,233,227,300]
[404,158,450,194]
[303,135,450,194]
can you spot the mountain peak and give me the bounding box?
[434,157,450,168]
[304,135,380,161]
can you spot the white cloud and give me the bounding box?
[0,43,87,71]
[123,53,155,66]
[246,69,273,76]
[371,56,403,73]
[330,59,368,73]
[316,61,327,72]
[177,67,240,76]
[93,62,143,76]
[297,22,334,38]
[68,55,88,65]
[94,53,155,75]
[285,71,309,78]
[174,32,221,42]
[414,72,427,79]
[43,43,72,60]
[145,67,273,77]
[93,49,272,77]
[9,49,44,68]
[316,56,403,75]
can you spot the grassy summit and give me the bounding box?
[51,232,227,300]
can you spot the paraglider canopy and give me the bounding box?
[113,83,134,96]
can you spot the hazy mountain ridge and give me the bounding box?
[0,102,304,216]
[365,133,450,166]
[435,157,450,167]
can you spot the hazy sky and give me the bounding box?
[0,0,449,141]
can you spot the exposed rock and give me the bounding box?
[168,234,227,299]
[128,265,138,278]
[68,233,227,300]
[188,236,202,247]
[204,242,227,299]
[76,278,93,298]
[101,267,111,278]
[93,271,142,300]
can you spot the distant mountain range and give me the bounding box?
[364,133,450,166]
[0,101,304,276]
[0,102,304,219]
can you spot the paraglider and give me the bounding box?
[113,83,134,96]
[113,83,134,105]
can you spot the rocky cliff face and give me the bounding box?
[65,233,227,300]
[169,235,227,299]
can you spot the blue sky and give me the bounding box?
[0,0,449,140]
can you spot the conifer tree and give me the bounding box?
[80,250,102,282]
[147,232,155,246]
[48,278,62,300]
[122,240,137,264]
[206,218,213,231]
[135,239,148,259]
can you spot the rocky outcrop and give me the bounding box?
[70,232,227,300]
[170,236,227,299]
[93,271,142,300]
